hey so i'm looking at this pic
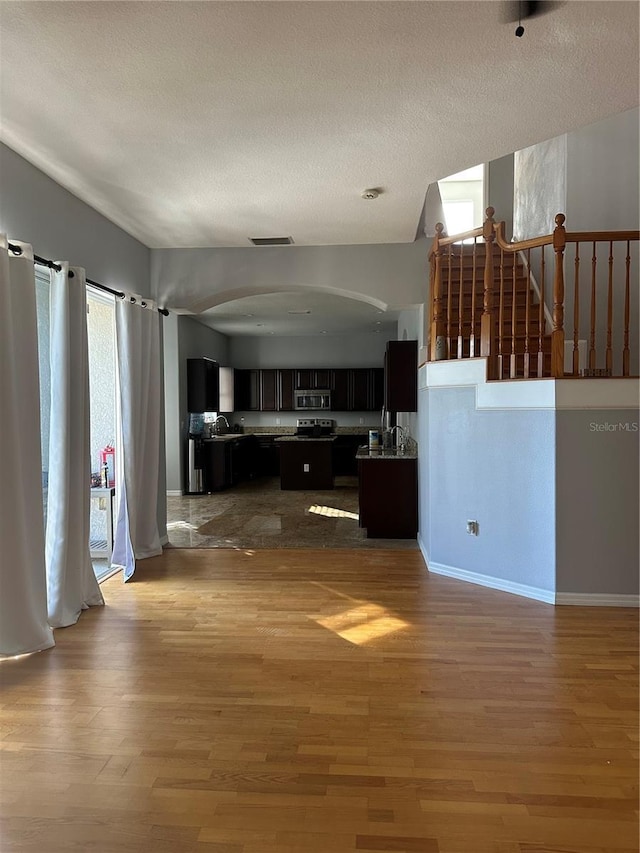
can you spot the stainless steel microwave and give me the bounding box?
[294,390,331,410]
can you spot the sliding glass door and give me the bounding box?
[86,288,117,580]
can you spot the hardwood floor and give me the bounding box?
[1,549,638,852]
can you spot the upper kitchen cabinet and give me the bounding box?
[234,368,260,411]
[278,369,295,411]
[384,340,417,412]
[187,358,219,413]
[350,368,384,412]
[260,369,278,411]
[295,369,330,390]
[330,369,350,411]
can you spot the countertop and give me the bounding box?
[274,435,337,443]
[356,445,417,460]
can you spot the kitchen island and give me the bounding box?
[356,445,418,538]
[275,436,336,490]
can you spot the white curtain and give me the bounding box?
[46,263,104,627]
[0,235,54,656]
[111,297,163,581]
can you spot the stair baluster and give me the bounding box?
[623,240,631,376]
[573,244,581,376]
[551,214,566,378]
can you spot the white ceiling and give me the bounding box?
[198,289,400,337]
[1,1,638,251]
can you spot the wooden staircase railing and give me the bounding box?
[427,207,640,379]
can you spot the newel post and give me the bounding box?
[430,222,446,361]
[480,206,496,378]
[551,213,566,378]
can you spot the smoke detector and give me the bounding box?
[361,188,380,200]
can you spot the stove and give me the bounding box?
[295,418,334,437]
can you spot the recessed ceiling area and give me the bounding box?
[0,1,637,249]
[197,291,401,337]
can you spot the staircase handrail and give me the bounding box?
[428,207,639,378]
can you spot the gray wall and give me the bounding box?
[556,409,639,595]
[417,385,430,559]
[150,241,428,313]
[0,142,171,531]
[512,109,639,374]
[566,108,639,231]
[166,316,231,492]
[487,154,514,242]
[425,387,556,594]
[396,307,422,442]
[514,134,567,241]
[0,143,149,292]
[229,332,389,369]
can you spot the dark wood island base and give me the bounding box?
[276,437,335,490]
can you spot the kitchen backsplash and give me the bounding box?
[245,424,379,435]
[231,411,381,430]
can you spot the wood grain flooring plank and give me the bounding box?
[1,548,637,853]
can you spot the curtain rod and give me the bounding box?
[7,242,169,316]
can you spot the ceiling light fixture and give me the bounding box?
[361,188,381,200]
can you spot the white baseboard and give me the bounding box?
[417,533,429,569]
[427,561,556,604]
[166,490,182,497]
[556,593,639,607]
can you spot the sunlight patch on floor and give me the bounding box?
[167,520,200,531]
[307,504,359,521]
[313,602,408,645]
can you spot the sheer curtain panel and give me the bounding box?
[0,236,54,656]
[111,298,163,581]
[46,264,104,626]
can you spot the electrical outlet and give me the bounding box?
[276,418,281,425]
[303,463,310,473]
[466,520,479,536]
[359,417,364,424]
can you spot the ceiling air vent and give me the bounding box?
[249,236,294,246]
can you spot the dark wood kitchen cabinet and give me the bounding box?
[234,369,260,411]
[235,369,281,412]
[279,440,334,490]
[295,369,331,390]
[235,365,384,412]
[187,358,219,412]
[351,368,370,411]
[358,456,418,538]
[350,368,384,412]
[260,369,278,411]
[332,434,367,475]
[204,436,258,491]
[384,340,417,412]
[278,369,295,411]
[330,369,350,411]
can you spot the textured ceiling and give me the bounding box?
[1,1,638,249]
[198,290,399,337]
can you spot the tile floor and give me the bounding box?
[166,475,417,551]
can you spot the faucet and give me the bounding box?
[390,425,406,453]
[213,414,230,435]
